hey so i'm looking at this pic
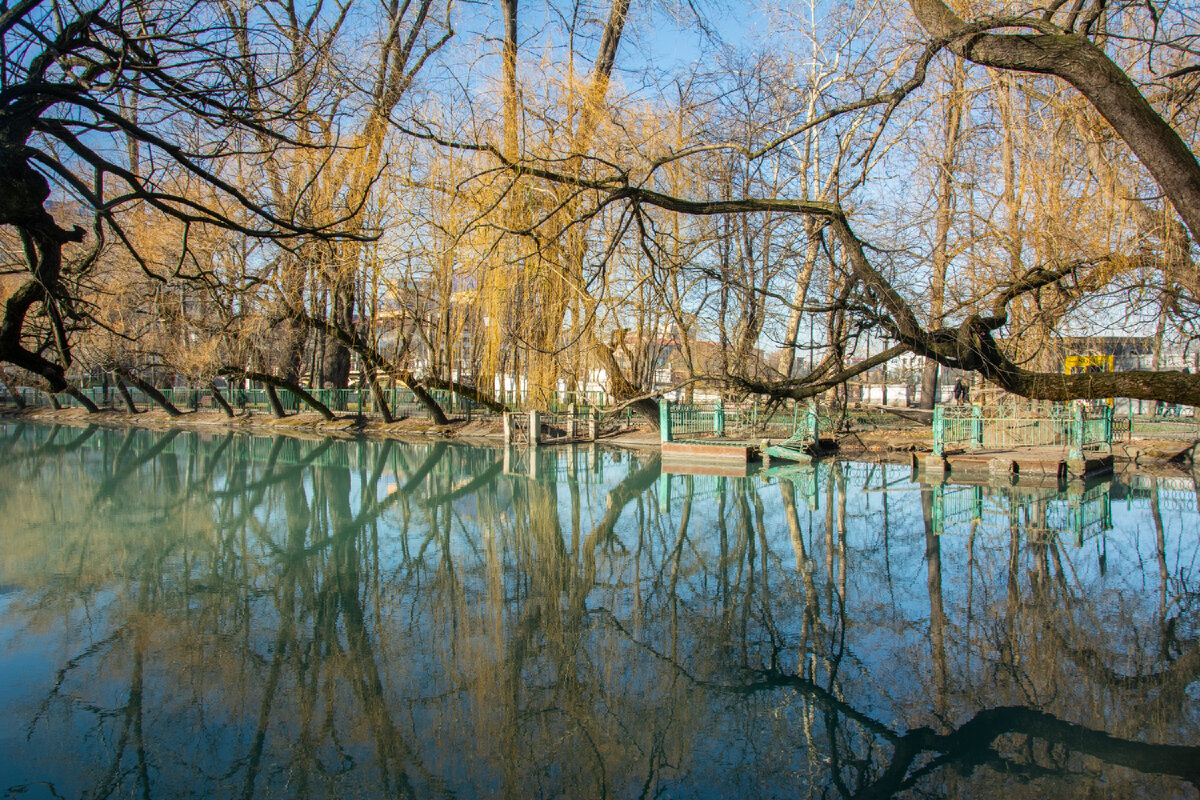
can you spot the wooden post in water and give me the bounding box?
[529,410,541,446]
[567,403,577,439]
[588,408,599,441]
[503,411,513,445]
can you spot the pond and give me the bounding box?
[0,421,1197,799]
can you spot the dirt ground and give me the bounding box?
[4,406,1196,474]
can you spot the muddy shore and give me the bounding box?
[3,406,1196,476]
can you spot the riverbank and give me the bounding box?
[3,405,1196,474]
[0,405,665,450]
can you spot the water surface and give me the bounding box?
[0,421,1197,798]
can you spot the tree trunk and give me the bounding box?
[116,368,181,416]
[264,384,287,418]
[237,371,336,420]
[591,337,659,429]
[370,372,394,423]
[920,61,965,409]
[292,309,459,422]
[321,275,354,388]
[211,380,235,418]
[500,0,519,161]
[782,227,821,378]
[2,376,25,409]
[115,374,139,413]
[60,386,98,412]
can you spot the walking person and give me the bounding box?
[952,377,968,405]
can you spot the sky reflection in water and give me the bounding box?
[0,421,1197,799]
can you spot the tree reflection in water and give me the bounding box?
[0,421,1197,799]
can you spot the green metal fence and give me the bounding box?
[933,402,1112,459]
[1126,412,1200,440]
[660,400,830,445]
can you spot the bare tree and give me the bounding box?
[0,0,370,408]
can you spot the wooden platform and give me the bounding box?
[921,446,1114,480]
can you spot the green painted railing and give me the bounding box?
[932,402,1112,459]
[1127,412,1200,440]
[661,401,720,441]
[661,400,827,445]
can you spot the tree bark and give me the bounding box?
[211,380,235,418]
[115,374,139,413]
[920,60,965,409]
[369,372,394,423]
[907,0,1200,242]
[115,368,181,417]
[264,383,286,418]
[500,0,520,161]
[232,370,337,420]
[293,310,459,423]
[2,376,25,409]
[321,271,354,388]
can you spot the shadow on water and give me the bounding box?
[0,421,1197,798]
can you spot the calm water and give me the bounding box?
[0,421,1197,799]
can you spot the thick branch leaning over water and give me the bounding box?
[907,0,1200,244]
[612,186,1200,406]
[413,114,1200,405]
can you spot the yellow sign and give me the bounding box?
[1063,354,1114,375]
[1063,354,1115,407]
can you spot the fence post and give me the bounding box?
[529,409,541,446]
[567,403,578,439]
[589,408,599,441]
[970,403,983,450]
[1069,402,1084,462]
[659,399,672,443]
[503,411,513,445]
[714,399,725,437]
[932,405,946,458]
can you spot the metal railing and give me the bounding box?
[1126,412,1200,440]
[660,400,830,445]
[933,402,1112,459]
